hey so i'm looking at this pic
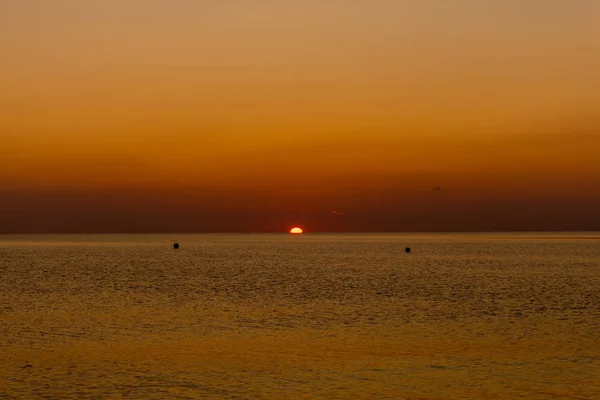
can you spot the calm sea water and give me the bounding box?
[1,233,599,399]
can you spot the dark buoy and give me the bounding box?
[173,243,180,250]
[405,247,411,254]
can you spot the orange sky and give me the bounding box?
[1,1,599,232]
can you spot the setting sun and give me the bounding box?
[290,227,304,234]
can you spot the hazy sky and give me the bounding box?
[1,1,599,232]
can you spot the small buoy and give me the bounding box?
[405,247,411,254]
[173,243,180,250]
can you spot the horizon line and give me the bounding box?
[1,230,600,235]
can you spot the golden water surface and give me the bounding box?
[1,234,599,399]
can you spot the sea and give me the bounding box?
[1,233,599,399]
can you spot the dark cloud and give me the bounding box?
[1,186,600,233]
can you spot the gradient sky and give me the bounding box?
[1,1,599,233]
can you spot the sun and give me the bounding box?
[290,227,304,234]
